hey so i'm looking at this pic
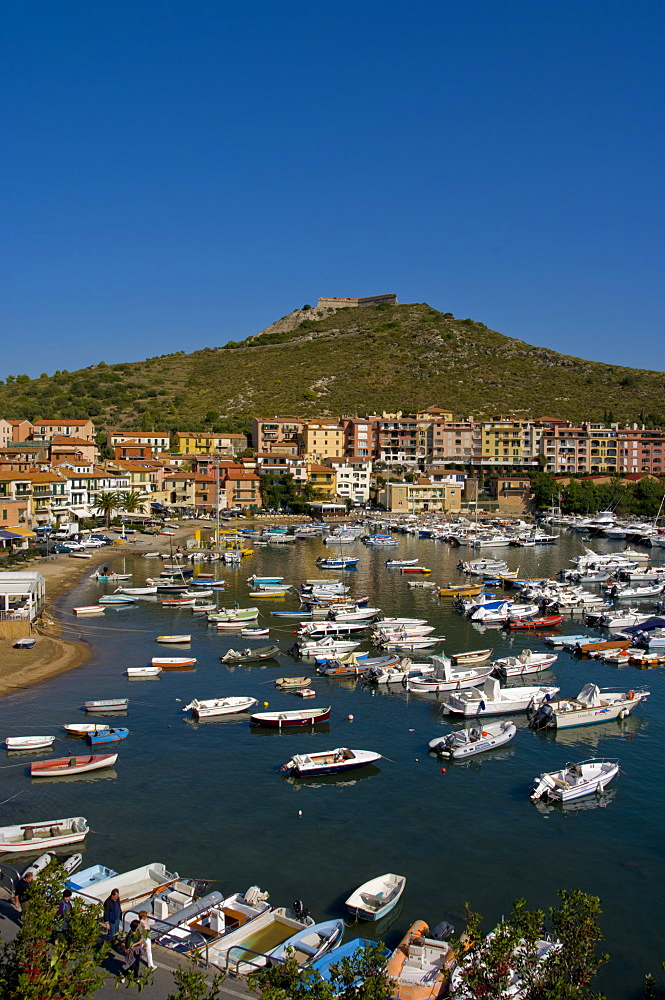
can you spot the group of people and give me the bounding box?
[12,875,157,980]
[103,888,157,979]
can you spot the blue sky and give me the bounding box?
[2,0,663,379]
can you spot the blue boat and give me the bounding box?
[315,558,360,569]
[311,939,390,984]
[270,919,345,967]
[86,728,129,745]
[66,863,118,891]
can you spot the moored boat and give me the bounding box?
[152,656,197,669]
[182,696,258,718]
[528,683,650,730]
[506,615,565,630]
[345,873,406,921]
[72,861,179,906]
[274,676,311,690]
[531,758,619,802]
[156,635,192,644]
[221,645,280,663]
[127,666,162,677]
[387,919,455,1000]
[250,706,331,728]
[270,918,345,966]
[0,816,89,852]
[86,728,128,745]
[73,606,105,615]
[429,721,516,759]
[5,736,55,751]
[84,698,128,713]
[31,754,118,777]
[281,748,382,777]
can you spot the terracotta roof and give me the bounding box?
[308,464,335,474]
[51,435,96,446]
[34,419,91,426]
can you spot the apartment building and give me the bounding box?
[325,458,372,503]
[254,453,308,484]
[109,431,171,453]
[341,417,377,459]
[301,421,344,462]
[174,432,248,456]
[31,419,95,442]
[251,417,306,454]
[307,464,337,497]
[378,477,463,512]
[376,413,419,465]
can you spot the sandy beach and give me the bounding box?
[0,525,198,699]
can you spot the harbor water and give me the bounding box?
[1,528,663,995]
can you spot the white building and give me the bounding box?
[325,458,372,504]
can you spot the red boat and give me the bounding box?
[31,754,117,777]
[400,567,432,575]
[506,615,564,630]
[249,707,331,728]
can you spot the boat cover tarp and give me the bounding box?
[619,617,665,635]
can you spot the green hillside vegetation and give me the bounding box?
[0,303,663,436]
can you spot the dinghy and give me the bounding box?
[127,666,162,677]
[152,656,197,669]
[241,627,270,636]
[182,696,258,718]
[250,706,331,728]
[274,676,311,690]
[72,861,179,906]
[270,918,345,966]
[85,728,128,745]
[84,698,128,713]
[13,637,36,649]
[281,748,382,777]
[0,817,89,852]
[450,648,493,665]
[31,754,118,777]
[387,919,455,1000]
[506,615,564,630]
[64,723,111,737]
[5,736,55,751]
[98,595,138,605]
[73,606,105,615]
[220,645,280,663]
[490,649,558,679]
[531,758,619,802]
[117,586,158,596]
[66,863,119,891]
[429,721,517,759]
[156,635,192,644]
[345,873,406,921]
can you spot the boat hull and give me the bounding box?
[31,754,118,777]
[250,707,331,727]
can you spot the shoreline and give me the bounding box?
[0,525,197,699]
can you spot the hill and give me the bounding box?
[0,302,663,436]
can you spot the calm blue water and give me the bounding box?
[1,530,663,995]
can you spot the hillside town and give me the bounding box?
[0,410,664,543]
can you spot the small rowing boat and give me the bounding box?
[86,728,128,745]
[281,748,381,777]
[84,698,128,713]
[250,706,331,728]
[127,666,162,677]
[156,635,192,644]
[0,817,89,852]
[151,656,197,669]
[345,873,406,921]
[5,736,55,751]
[31,754,118,777]
[182,696,258,718]
[73,606,105,615]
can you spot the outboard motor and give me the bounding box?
[491,664,508,684]
[286,643,300,658]
[292,899,309,923]
[528,702,555,731]
[430,920,455,941]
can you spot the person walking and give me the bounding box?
[120,919,145,981]
[103,888,122,944]
[13,871,34,926]
[138,910,157,969]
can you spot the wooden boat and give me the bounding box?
[249,589,290,598]
[152,656,197,669]
[429,721,517,759]
[118,586,158,595]
[281,748,382,777]
[31,754,118,777]
[387,919,455,1000]
[274,676,311,690]
[182,696,258,718]
[127,666,162,677]
[400,566,432,575]
[437,584,483,598]
[250,706,331,728]
[316,658,368,678]
[72,861,179,906]
[191,604,217,613]
[386,558,419,567]
[162,597,196,606]
[450,648,493,665]
[13,637,36,649]
[270,918,345,966]
[575,639,631,655]
[531,758,620,802]
[208,607,259,622]
[241,627,270,636]
[247,575,284,584]
[73,606,105,615]
[528,683,650,730]
[64,723,111,737]
[220,645,280,663]
[345,873,406,921]
[506,615,564,630]
[0,816,89,852]
[85,728,128,745]
[156,635,192,644]
[5,736,55,751]
[84,698,128,713]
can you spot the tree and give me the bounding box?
[248,941,391,1000]
[92,491,121,527]
[121,491,147,515]
[0,862,110,999]
[530,472,559,511]
[453,890,608,1000]
[166,952,226,1000]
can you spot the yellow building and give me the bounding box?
[307,464,338,497]
[378,477,462,512]
[174,432,248,456]
[480,418,544,467]
[301,422,344,462]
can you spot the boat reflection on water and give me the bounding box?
[184,713,252,728]
[533,785,617,817]
[250,722,331,737]
[538,715,642,749]
[282,765,381,789]
[30,768,119,785]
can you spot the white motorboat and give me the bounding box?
[345,873,406,922]
[405,654,493,693]
[73,606,105,615]
[84,698,128,713]
[182,696,258,718]
[444,677,559,717]
[73,861,179,906]
[281,748,382,777]
[380,636,446,651]
[609,583,665,600]
[151,886,272,955]
[362,659,435,685]
[531,758,619,802]
[0,817,89,852]
[490,649,558,679]
[528,683,650,730]
[5,736,55,751]
[298,638,361,658]
[204,906,315,975]
[429,720,517,759]
[117,586,158,596]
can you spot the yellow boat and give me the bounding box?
[436,584,483,598]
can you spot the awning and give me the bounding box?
[0,530,23,540]
[5,525,36,538]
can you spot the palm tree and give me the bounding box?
[120,491,146,515]
[92,491,121,528]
